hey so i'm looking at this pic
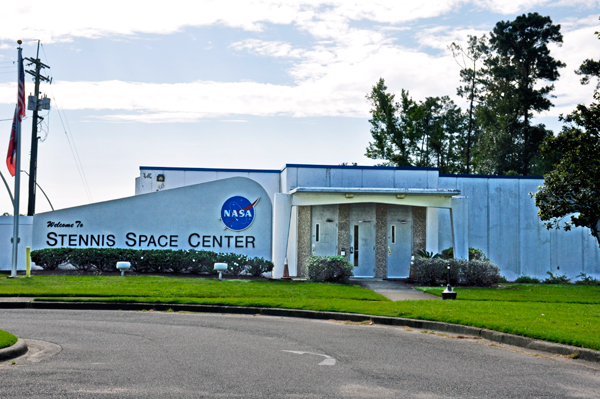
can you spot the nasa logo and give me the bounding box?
[220,196,259,231]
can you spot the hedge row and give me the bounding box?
[411,257,501,287]
[30,248,273,276]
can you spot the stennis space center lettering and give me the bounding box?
[44,232,256,249]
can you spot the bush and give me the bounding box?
[30,247,70,270]
[414,249,442,259]
[410,257,501,287]
[515,275,540,284]
[30,248,273,277]
[411,257,458,286]
[575,273,600,286]
[460,259,501,287]
[245,257,274,277]
[306,255,353,284]
[543,271,571,284]
[440,247,489,261]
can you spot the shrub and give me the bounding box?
[189,250,219,274]
[460,259,501,287]
[30,247,70,270]
[306,255,353,284]
[218,253,248,276]
[68,248,98,271]
[245,257,274,276]
[440,247,489,261]
[515,275,540,284]
[414,249,442,259]
[575,273,600,286]
[30,248,273,277]
[410,257,501,287]
[411,257,457,286]
[543,271,571,284]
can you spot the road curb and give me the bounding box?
[2,300,599,363]
[0,338,28,362]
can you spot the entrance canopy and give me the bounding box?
[289,187,460,208]
[272,187,467,279]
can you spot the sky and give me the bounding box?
[0,0,598,214]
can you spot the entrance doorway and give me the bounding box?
[349,204,375,278]
[387,205,413,278]
[311,205,337,257]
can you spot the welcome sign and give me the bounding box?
[32,177,273,259]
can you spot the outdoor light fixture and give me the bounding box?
[396,194,405,199]
[442,265,457,300]
[116,261,131,277]
[214,262,228,280]
[345,193,354,198]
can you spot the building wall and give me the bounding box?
[375,204,387,278]
[413,207,427,253]
[439,175,600,280]
[296,206,311,277]
[136,167,281,204]
[0,216,33,270]
[338,204,350,262]
[282,165,439,192]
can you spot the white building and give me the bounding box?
[133,164,600,280]
[3,163,598,280]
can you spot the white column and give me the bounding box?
[272,193,293,279]
[450,196,469,259]
[425,207,439,255]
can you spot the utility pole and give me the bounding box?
[25,40,51,216]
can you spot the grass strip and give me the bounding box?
[0,330,18,350]
[416,284,600,304]
[0,276,386,301]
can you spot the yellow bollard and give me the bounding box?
[26,246,31,278]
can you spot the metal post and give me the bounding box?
[10,44,23,278]
[27,41,41,216]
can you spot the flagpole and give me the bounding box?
[10,42,23,278]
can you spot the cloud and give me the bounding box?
[1,2,597,123]
[0,0,545,44]
[230,39,305,58]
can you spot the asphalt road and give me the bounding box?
[1,309,599,398]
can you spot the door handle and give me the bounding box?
[349,247,354,254]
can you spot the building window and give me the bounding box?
[315,223,320,242]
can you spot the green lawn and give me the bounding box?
[0,329,18,350]
[416,284,600,304]
[1,276,599,351]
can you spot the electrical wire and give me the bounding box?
[40,43,93,203]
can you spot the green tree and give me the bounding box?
[575,17,600,88]
[365,79,465,173]
[449,35,489,174]
[532,92,600,247]
[412,96,464,173]
[477,13,565,175]
[365,78,413,166]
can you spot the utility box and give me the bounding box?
[27,95,37,110]
[40,97,51,110]
[27,96,51,111]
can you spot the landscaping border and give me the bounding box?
[0,339,28,362]
[1,300,598,363]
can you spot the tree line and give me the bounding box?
[366,12,572,176]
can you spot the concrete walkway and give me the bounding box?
[350,279,441,301]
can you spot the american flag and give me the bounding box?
[6,50,25,177]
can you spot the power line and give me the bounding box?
[40,43,93,204]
